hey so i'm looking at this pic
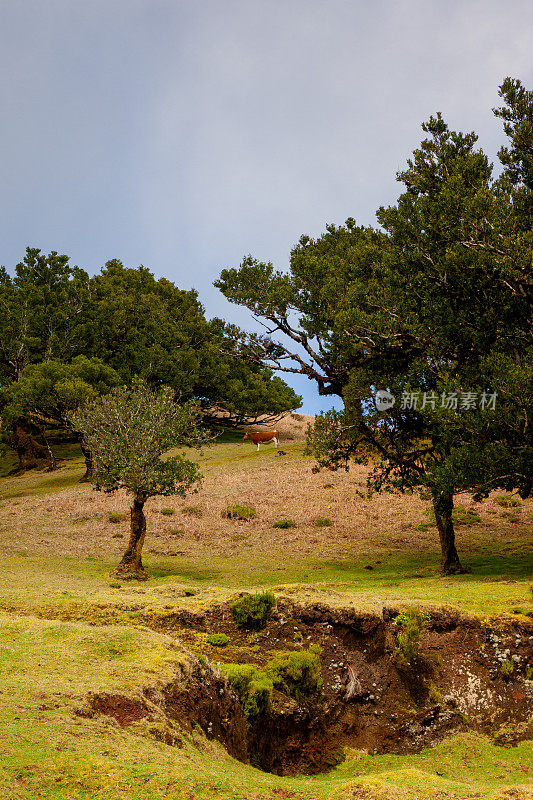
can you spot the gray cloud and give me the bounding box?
[1,0,532,411]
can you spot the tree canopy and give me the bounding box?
[216,78,533,574]
[0,252,301,471]
[69,381,208,578]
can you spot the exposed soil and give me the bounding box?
[87,693,152,727]
[87,600,533,777]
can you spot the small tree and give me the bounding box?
[0,356,119,475]
[70,381,207,579]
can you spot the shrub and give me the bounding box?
[182,505,203,517]
[230,591,275,630]
[494,494,523,508]
[160,507,175,516]
[266,645,322,702]
[217,663,272,717]
[223,505,256,521]
[206,633,230,647]
[393,608,430,668]
[273,519,296,529]
[108,513,124,524]
[314,517,333,527]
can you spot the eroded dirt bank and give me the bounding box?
[92,601,533,776]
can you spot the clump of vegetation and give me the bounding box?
[314,516,333,527]
[217,663,273,717]
[501,511,521,523]
[206,633,230,647]
[452,506,482,526]
[266,645,322,702]
[500,658,515,679]
[230,591,275,630]
[160,507,175,516]
[219,645,323,716]
[108,513,124,524]
[223,505,256,521]
[393,608,430,668]
[182,505,203,517]
[273,518,296,529]
[428,684,444,704]
[494,494,523,508]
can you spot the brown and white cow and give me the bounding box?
[243,430,279,451]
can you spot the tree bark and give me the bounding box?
[9,419,53,472]
[39,427,57,471]
[79,440,94,481]
[432,490,466,574]
[115,492,148,579]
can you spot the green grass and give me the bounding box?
[0,439,532,798]
[0,611,531,799]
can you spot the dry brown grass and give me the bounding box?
[0,440,531,590]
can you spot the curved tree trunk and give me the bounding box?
[433,490,466,574]
[9,419,53,472]
[115,492,148,579]
[79,441,94,481]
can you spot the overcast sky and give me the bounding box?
[1,0,532,412]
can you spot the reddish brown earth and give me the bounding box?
[88,600,533,776]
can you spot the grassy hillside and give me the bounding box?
[0,434,532,799]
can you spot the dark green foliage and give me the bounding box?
[217,78,533,576]
[393,608,430,668]
[223,505,256,521]
[273,519,296,529]
[314,517,333,527]
[217,663,273,718]
[0,249,300,473]
[230,591,275,630]
[160,508,175,516]
[266,645,323,702]
[206,633,230,647]
[0,248,90,385]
